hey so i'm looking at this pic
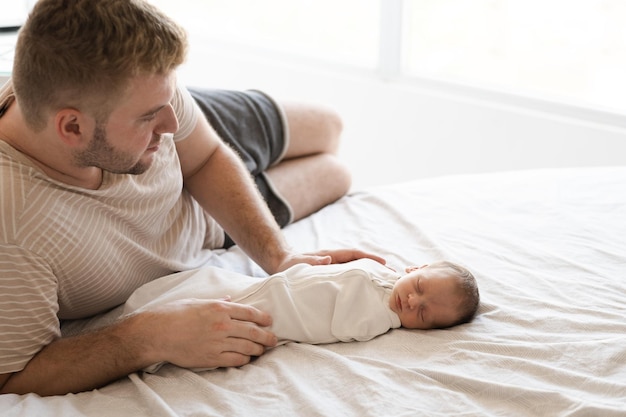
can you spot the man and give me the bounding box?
[0,0,383,395]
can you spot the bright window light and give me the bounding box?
[404,0,626,111]
[149,0,380,68]
[0,1,29,28]
[150,0,626,112]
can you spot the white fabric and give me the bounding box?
[123,259,401,372]
[2,166,625,416]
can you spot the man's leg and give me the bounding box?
[187,87,351,227]
[265,102,352,222]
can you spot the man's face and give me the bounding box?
[389,265,463,330]
[74,72,179,175]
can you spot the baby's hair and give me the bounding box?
[429,261,480,327]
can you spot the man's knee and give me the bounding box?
[322,154,351,197]
[319,106,344,154]
[282,103,344,157]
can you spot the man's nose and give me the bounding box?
[155,104,179,135]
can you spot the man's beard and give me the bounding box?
[74,123,153,175]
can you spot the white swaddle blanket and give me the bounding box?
[123,258,402,372]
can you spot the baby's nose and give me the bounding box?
[408,293,419,309]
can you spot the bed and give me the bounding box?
[2,166,625,416]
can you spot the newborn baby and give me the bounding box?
[123,258,479,371]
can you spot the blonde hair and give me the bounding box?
[429,260,480,326]
[12,0,188,130]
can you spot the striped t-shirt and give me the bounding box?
[0,80,224,373]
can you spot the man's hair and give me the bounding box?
[12,0,188,130]
[430,260,480,327]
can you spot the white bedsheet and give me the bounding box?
[2,167,625,416]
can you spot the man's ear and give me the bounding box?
[54,108,90,147]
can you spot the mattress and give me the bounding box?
[2,166,625,416]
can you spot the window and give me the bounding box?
[151,0,626,113]
[404,0,626,112]
[149,0,380,68]
[0,1,30,28]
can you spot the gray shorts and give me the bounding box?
[188,88,292,248]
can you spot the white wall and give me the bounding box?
[178,40,626,189]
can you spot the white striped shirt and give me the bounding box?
[0,81,224,373]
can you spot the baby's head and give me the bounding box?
[389,261,479,330]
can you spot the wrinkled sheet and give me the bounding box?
[2,167,625,416]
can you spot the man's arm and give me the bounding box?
[177,113,299,273]
[177,107,386,273]
[0,299,276,396]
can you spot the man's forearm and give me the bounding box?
[1,290,278,396]
[0,314,151,396]
[184,143,291,273]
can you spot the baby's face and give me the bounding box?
[389,265,463,330]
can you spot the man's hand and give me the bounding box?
[140,298,277,370]
[0,299,277,396]
[274,248,386,273]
